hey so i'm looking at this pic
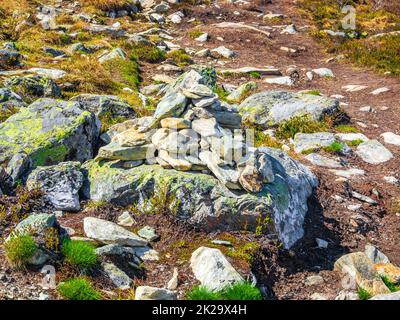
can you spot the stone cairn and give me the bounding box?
[96,69,274,193]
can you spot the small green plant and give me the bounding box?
[347,139,363,147]
[335,125,358,133]
[357,287,372,300]
[381,276,400,292]
[304,90,321,96]
[187,286,221,300]
[166,49,192,67]
[188,30,203,39]
[130,43,165,63]
[62,239,98,269]
[187,282,262,300]
[213,85,229,101]
[58,277,102,300]
[322,141,343,154]
[254,131,282,149]
[4,235,37,269]
[85,200,109,210]
[276,115,328,139]
[248,71,261,79]
[226,242,260,264]
[222,282,263,300]
[131,184,180,216]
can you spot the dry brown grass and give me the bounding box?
[0,0,35,15]
[61,56,117,93]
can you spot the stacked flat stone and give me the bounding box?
[96,69,274,192]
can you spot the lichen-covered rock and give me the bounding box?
[5,153,31,186]
[0,98,100,169]
[70,94,138,124]
[0,49,21,69]
[82,146,317,248]
[26,162,83,211]
[98,48,126,64]
[334,252,391,296]
[238,91,339,128]
[4,75,61,103]
[190,247,244,291]
[160,67,216,98]
[226,81,257,103]
[148,91,187,128]
[6,213,66,248]
[293,132,336,154]
[97,142,156,161]
[101,262,132,290]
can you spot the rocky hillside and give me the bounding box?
[0,0,399,301]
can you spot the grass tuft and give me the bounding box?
[299,0,400,76]
[322,141,343,154]
[222,282,263,300]
[276,115,328,139]
[187,282,262,300]
[58,277,102,300]
[381,276,400,292]
[347,139,363,147]
[166,49,192,67]
[62,239,98,270]
[130,43,165,63]
[186,286,221,300]
[357,287,372,300]
[335,124,358,133]
[4,235,37,269]
[254,131,282,149]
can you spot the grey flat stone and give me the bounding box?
[356,140,393,164]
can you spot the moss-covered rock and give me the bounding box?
[82,147,317,248]
[70,94,138,131]
[0,98,100,169]
[238,90,339,128]
[4,75,61,103]
[26,161,83,211]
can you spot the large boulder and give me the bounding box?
[82,147,317,248]
[0,98,100,169]
[7,213,57,240]
[6,213,67,251]
[26,162,83,211]
[238,91,339,128]
[4,75,61,103]
[190,247,244,291]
